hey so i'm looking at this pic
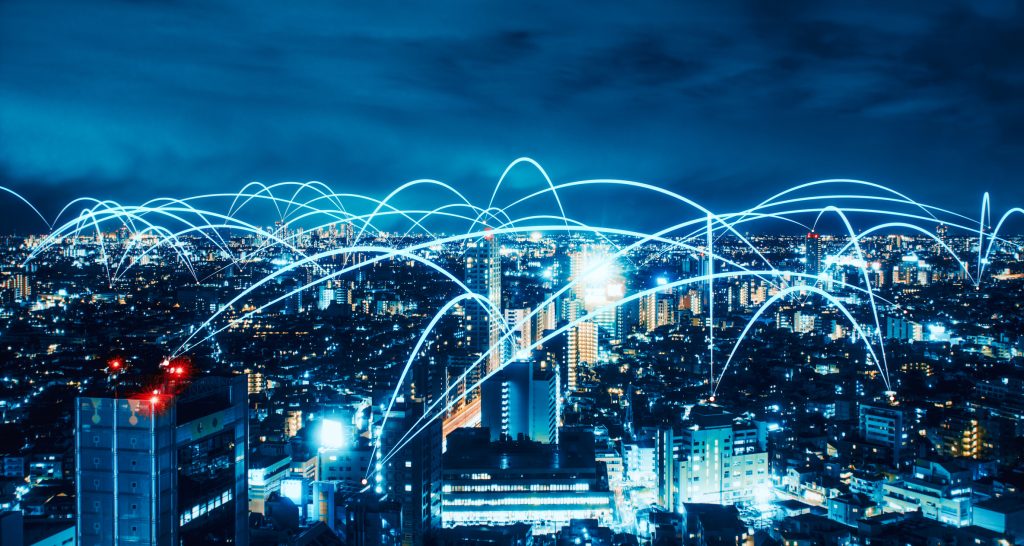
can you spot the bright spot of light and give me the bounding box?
[656,277,668,286]
[281,479,303,504]
[530,231,542,242]
[319,418,345,450]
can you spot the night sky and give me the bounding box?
[1,1,1023,229]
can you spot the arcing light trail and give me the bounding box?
[3,158,1022,470]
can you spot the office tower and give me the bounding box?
[503,307,532,351]
[440,428,613,535]
[805,232,821,278]
[380,400,441,546]
[533,298,557,346]
[480,359,559,444]
[658,406,768,511]
[566,320,598,393]
[75,374,248,546]
[859,403,909,468]
[639,291,675,333]
[465,234,502,376]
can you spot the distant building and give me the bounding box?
[805,232,821,278]
[434,523,533,545]
[885,317,924,342]
[466,235,503,376]
[566,321,597,393]
[859,403,909,468]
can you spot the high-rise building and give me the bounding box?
[639,291,675,332]
[380,400,442,546]
[859,403,909,468]
[75,374,248,546]
[465,234,502,376]
[566,320,597,393]
[658,406,768,511]
[480,359,559,444]
[805,232,822,278]
[504,307,532,351]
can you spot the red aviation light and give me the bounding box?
[107,358,122,371]
[163,357,191,381]
[807,232,820,239]
[483,226,494,241]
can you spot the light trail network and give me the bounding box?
[2,157,1022,477]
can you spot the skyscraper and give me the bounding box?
[380,400,442,546]
[75,374,248,546]
[859,403,909,468]
[566,320,598,393]
[465,233,502,376]
[805,232,822,278]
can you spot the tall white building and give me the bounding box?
[658,406,768,511]
[466,234,502,375]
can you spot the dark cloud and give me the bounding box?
[0,0,1022,230]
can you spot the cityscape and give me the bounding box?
[2,2,1024,546]
[0,172,1022,545]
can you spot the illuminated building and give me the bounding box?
[481,358,558,444]
[658,406,768,510]
[639,291,674,332]
[566,320,597,393]
[75,374,248,545]
[465,234,502,376]
[504,307,532,351]
[623,437,658,489]
[284,409,303,438]
[931,412,984,459]
[316,417,373,491]
[885,317,924,342]
[244,369,265,394]
[805,232,821,278]
[859,403,909,468]
[248,445,291,514]
[440,428,613,535]
[10,273,31,302]
[882,459,973,527]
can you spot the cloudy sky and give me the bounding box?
[1,0,1022,229]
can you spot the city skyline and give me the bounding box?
[2,2,1024,546]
